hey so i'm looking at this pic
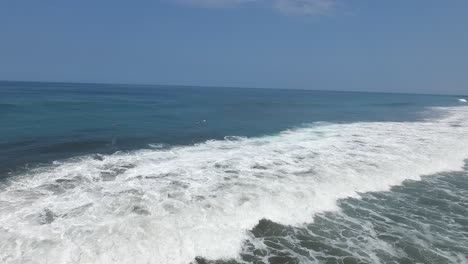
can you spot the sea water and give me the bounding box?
[0,81,467,263]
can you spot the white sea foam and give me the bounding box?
[1,106,468,264]
[459,98,467,103]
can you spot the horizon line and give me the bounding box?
[0,79,466,97]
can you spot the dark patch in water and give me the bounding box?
[39,209,57,224]
[252,164,268,170]
[132,205,150,215]
[171,180,189,189]
[100,171,117,181]
[215,163,231,169]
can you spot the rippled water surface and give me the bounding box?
[1,81,467,264]
[202,164,468,264]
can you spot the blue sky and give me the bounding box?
[0,0,467,94]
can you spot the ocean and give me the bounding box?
[0,81,467,264]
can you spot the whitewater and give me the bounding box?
[1,106,467,264]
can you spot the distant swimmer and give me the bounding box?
[458,98,467,103]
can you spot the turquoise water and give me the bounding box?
[0,81,467,264]
[0,81,459,174]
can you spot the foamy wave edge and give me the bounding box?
[1,106,468,264]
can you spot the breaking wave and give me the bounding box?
[0,106,467,264]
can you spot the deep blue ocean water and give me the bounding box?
[0,81,467,264]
